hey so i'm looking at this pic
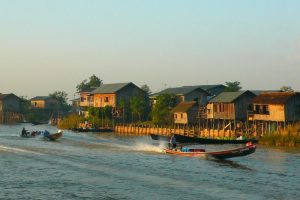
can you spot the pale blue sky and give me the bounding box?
[0,0,299,99]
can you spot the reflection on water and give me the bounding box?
[0,124,300,200]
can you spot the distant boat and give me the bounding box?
[150,134,258,144]
[31,121,47,126]
[165,143,256,159]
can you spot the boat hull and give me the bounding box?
[165,144,256,159]
[44,132,63,141]
[150,133,258,144]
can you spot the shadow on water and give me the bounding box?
[207,157,256,171]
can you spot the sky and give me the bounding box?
[0,0,300,100]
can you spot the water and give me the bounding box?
[1,124,300,200]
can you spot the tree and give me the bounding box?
[280,86,294,92]
[225,81,242,92]
[19,96,30,114]
[130,96,147,122]
[76,74,102,92]
[140,84,151,95]
[49,91,68,105]
[151,94,178,125]
[49,91,70,111]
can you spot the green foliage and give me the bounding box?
[76,74,102,92]
[103,106,113,119]
[19,96,31,114]
[140,84,151,95]
[49,91,71,111]
[130,95,147,122]
[151,94,178,125]
[25,109,51,123]
[225,81,242,92]
[58,114,85,129]
[280,86,294,92]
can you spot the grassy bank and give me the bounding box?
[58,114,113,130]
[57,114,85,129]
[259,124,300,147]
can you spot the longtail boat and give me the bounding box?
[164,143,256,159]
[150,134,258,144]
[44,131,63,141]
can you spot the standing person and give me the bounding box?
[169,135,177,149]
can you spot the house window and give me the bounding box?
[181,113,183,118]
[175,114,177,119]
[254,104,269,115]
[104,97,109,102]
[81,97,84,102]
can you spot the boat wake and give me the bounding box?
[130,141,166,153]
[109,139,167,153]
[0,145,44,155]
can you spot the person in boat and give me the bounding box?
[169,135,177,149]
[21,127,27,136]
[43,129,50,137]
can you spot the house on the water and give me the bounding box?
[207,91,256,128]
[30,96,59,110]
[151,86,210,107]
[79,88,96,114]
[249,92,300,133]
[171,101,198,125]
[79,82,147,118]
[0,93,22,123]
[91,82,146,108]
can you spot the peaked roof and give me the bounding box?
[197,84,226,91]
[0,93,10,100]
[209,91,255,103]
[30,96,53,101]
[152,86,209,96]
[91,82,135,94]
[251,90,281,96]
[0,93,20,100]
[252,92,300,104]
[171,101,197,113]
[79,88,97,93]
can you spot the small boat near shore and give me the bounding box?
[150,134,258,144]
[165,143,256,159]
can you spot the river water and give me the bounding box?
[0,124,299,200]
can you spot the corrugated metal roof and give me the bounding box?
[152,86,209,96]
[171,101,197,113]
[209,91,254,103]
[91,82,132,94]
[252,92,300,104]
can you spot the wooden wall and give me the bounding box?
[93,94,116,108]
[253,104,285,122]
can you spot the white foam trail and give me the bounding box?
[109,138,167,153]
[0,145,44,155]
